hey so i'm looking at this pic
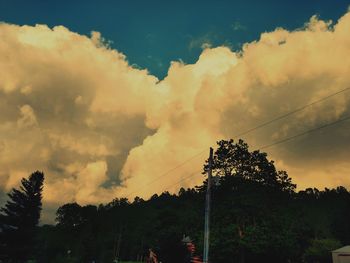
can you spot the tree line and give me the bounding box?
[0,139,349,263]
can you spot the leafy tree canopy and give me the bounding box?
[206,139,296,192]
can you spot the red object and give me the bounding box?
[186,242,202,263]
[191,256,202,263]
[148,249,158,263]
[187,243,196,253]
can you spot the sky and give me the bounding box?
[1,0,349,78]
[0,1,350,223]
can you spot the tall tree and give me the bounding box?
[0,171,44,262]
[205,139,296,192]
[204,139,297,263]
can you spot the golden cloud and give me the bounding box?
[0,11,350,222]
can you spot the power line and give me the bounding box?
[123,86,350,198]
[234,87,350,138]
[127,170,202,200]
[259,115,350,150]
[125,150,207,198]
[161,170,203,194]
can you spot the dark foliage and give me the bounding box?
[0,171,44,262]
[2,140,349,263]
[34,140,349,263]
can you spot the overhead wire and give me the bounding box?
[259,115,350,150]
[234,87,350,138]
[124,151,207,198]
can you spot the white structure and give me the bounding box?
[333,246,350,263]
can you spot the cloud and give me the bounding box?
[121,11,350,196]
[0,11,350,222]
[0,23,157,220]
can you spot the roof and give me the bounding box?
[333,246,350,253]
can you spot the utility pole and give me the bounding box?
[113,225,123,262]
[116,231,122,260]
[203,147,213,263]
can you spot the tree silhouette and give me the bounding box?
[0,171,44,262]
[205,139,296,192]
[204,139,297,262]
[56,203,83,230]
[3,139,346,263]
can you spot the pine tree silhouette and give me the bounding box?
[0,171,44,262]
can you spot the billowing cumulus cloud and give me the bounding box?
[1,11,350,222]
[122,12,350,197]
[0,23,158,214]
